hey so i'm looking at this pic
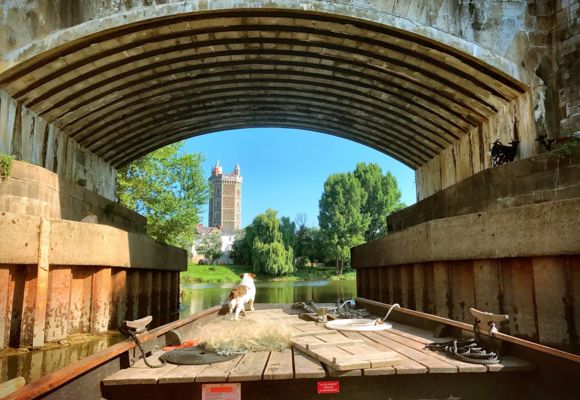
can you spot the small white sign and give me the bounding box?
[202,383,241,400]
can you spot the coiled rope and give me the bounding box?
[426,338,500,365]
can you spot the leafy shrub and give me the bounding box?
[0,154,14,182]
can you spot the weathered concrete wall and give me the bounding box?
[415,93,537,199]
[394,147,580,232]
[353,198,580,267]
[0,160,146,233]
[0,91,116,200]
[0,211,186,349]
[352,198,580,352]
[0,212,186,269]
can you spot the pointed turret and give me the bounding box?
[212,160,222,176]
[233,163,240,176]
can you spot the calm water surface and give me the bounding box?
[1,279,355,384]
[180,279,357,317]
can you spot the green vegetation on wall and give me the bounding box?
[0,154,14,182]
[550,134,580,159]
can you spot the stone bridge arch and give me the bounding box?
[0,1,576,201]
[1,1,579,356]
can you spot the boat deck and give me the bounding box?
[103,308,534,386]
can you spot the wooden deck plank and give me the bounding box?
[373,331,458,373]
[290,326,333,337]
[195,356,243,383]
[313,346,372,370]
[388,322,532,373]
[360,332,428,375]
[228,352,270,382]
[340,331,396,376]
[389,322,455,344]
[158,364,209,384]
[337,343,399,368]
[102,368,133,386]
[263,349,294,380]
[102,352,178,385]
[327,367,362,377]
[293,349,327,379]
[382,330,487,373]
[294,323,331,333]
[293,327,399,371]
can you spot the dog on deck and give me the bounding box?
[228,273,256,320]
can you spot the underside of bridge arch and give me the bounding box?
[0,9,534,200]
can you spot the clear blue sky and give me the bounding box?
[183,128,416,228]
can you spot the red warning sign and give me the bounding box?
[317,381,340,394]
[202,383,241,400]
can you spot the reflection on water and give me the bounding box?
[0,334,125,385]
[180,279,357,317]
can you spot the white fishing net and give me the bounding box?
[197,317,292,356]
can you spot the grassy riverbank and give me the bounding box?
[180,263,356,284]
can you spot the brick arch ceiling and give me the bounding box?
[0,10,527,169]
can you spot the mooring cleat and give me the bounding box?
[469,308,508,335]
[120,315,153,335]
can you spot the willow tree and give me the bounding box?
[232,209,294,276]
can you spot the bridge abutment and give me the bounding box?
[0,163,185,350]
[353,150,580,353]
[0,0,578,357]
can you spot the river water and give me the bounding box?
[180,279,357,317]
[0,279,356,385]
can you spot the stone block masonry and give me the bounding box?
[555,0,580,137]
[0,160,146,234]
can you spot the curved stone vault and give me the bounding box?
[0,9,527,171]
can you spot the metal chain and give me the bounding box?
[127,330,167,368]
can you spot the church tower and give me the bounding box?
[208,161,242,232]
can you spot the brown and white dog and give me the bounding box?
[228,273,256,320]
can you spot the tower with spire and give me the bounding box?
[208,161,242,232]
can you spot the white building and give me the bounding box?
[191,224,237,265]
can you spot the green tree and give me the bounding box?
[318,173,369,274]
[353,163,405,241]
[196,231,223,264]
[294,220,309,264]
[230,229,252,266]
[231,209,294,275]
[252,241,294,276]
[280,216,297,250]
[246,209,283,246]
[301,227,326,266]
[116,142,207,248]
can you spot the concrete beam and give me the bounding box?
[0,212,186,271]
[32,219,50,348]
[352,198,580,268]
